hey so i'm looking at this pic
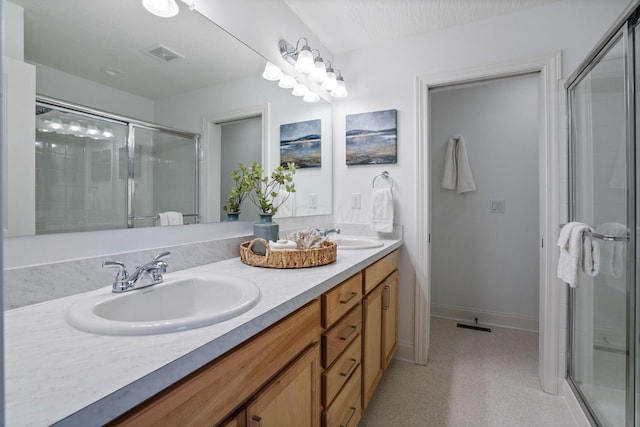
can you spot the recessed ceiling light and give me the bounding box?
[103,67,123,77]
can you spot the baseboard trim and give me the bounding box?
[561,379,591,427]
[432,304,538,332]
[393,340,414,363]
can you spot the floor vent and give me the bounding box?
[457,323,491,333]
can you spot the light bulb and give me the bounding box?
[321,69,338,91]
[292,83,308,97]
[87,125,100,136]
[278,74,297,88]
[295,46,315,74]
[331,76,348,98]
[68,121,81,132]
[262,62,283,81]
[141,0,179,17]
[303,92,320,103]
[49,118,63,130]
[309,58,328,83]
[102,127,114,139]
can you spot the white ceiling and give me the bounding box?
[11,0,562,101]
[11,0,265,100]
[283,0,562,54]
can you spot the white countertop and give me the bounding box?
[5,239,402,427]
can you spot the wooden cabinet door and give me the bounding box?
[247,344,320,427]
[382,271,399,369]
[362,284,384,409]
[220,409,246,427]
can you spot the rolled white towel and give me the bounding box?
[158,212,169,226]
[167,211,183,225]
[557,222,592,287]
[268,239,297,250]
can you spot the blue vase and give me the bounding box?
[226,212,240,221]
[253,213,279,254]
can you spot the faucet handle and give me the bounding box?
[103,260,129,288]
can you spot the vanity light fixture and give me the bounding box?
[262,62,283,81]
[291,83,308,97]
[331,71,348,98]
[141,0,195,18]
[102,128,115,139]
[87,125,100,136]
[49,118,63,130]
[278,74,297,89]
[303,92,320,103]
[279,37,348,98]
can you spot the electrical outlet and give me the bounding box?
[351,193,361,209]
[309,193,318,208]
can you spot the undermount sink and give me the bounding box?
[66,273,261,336]
[329,236,384,250]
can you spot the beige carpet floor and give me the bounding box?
[358,317,576,426]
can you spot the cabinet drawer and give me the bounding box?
[322,334,361,407]
[322,272,362,328]
[322,365,362,427]
[322,304,362,368]
[363,250,398,295]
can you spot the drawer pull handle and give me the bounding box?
[340,291,357,305]
[339,325,357,341]
[340,358,358,377]
[383,285,391,310]
[340,407,357,427]
[252,415,263,426]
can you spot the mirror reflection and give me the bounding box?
[5,0,332,237]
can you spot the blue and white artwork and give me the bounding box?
[346,109,397,165]
[280,119,321,168]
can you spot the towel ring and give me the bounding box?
[372,171,393,189]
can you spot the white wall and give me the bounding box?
[430,74,539,327]
[34,63,155,122]
[332,0,631,361]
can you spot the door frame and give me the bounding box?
[414,52,562,394]
[201,104,270,223]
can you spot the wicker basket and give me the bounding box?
[240,238,337,269]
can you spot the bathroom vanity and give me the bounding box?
[5,238,402,426]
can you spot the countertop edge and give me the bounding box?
[53,241,403,426]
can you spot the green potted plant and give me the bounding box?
[245,161,296,250]
[223,163,253,221]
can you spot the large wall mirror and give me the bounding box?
[4,0,332,238]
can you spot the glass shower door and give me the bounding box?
[128,126,199,227]
[569,31,629,426]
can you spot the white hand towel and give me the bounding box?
[441,138,457,190]
[274,189,295,218]
[158,212,169,226]
[582,234,600,277]
[170,211,183,225]
[441,136,477,193]
[268,239,297,250]
[371,187,393,233]
[557,222,592,287]
[455,136,477,194]
[595,222,628,293]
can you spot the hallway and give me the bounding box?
[359,317,575,426]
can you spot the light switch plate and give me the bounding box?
[309,193,318,208]
[490,199,505,213]
[352,193,361,209]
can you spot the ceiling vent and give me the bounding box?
[144,44,185,63]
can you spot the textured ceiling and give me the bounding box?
[283,0,562,54]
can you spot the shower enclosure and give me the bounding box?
[566,2,638,425]
[35,97,199,234]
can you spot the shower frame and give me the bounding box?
[566,1,640,425]
[36,95,200,231]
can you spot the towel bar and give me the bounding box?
[372,171,393,189]
[559,224,630,242]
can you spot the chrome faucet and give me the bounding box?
[103,251,170,293]
[318,228,341,237]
